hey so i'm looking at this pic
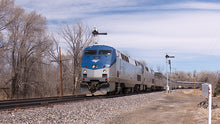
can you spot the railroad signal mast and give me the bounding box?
[165,54,175,92]
[92,27,107,36]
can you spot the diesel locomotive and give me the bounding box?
[80,45,168,95]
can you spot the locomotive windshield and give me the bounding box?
[99,50,112,55]
[84,50,97,55]
[81,45,116,70]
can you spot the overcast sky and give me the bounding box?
[15,0,220,73]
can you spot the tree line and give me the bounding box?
[0,0,94,99]
[0,0,220,99]
[170,70,220,96]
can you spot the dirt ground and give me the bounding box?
[105,89,220,124]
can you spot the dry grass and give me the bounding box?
[0,92,7,100]
[174,89,220,124]
[196,107,220,124]
[181,89,202,96]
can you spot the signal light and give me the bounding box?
[92,30,99,36]
[92,65,99,68]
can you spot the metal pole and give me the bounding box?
[59,47,63,96]
[169,60,171,74]
[208,84,212,124]
[166,54,169,92]
[165,54,174,92]
[194,71,196,95]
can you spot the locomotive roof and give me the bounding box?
[84,45,150,71]
[85,45,115,50]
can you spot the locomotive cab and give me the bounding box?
[81,45,116,95]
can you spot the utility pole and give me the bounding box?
[165,54,175,92]
[59,47,63,96]
[51,47,69,97]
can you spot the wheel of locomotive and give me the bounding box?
[150,86,155,92]
[134,84,140,93]
[120,83,125,94]
[144,85,148,92]
[130,87,133,93]
[114,82,120,94]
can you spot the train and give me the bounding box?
[80,45,202,95]
[80,45,168,95]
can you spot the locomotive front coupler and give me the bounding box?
[86,81,109,93]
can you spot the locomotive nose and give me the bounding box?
[81,45,116,95]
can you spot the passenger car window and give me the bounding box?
[99,50,112,55]
[121,54,129,63]
[84,50,97,55]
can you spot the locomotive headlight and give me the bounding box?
[103,69,107,73]
[83,69,87,73]
[92,65,96,68]
[92,65,99,68]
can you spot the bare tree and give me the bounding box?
[197,71,217,87]
[214,79,220,96]
[60,22,95,93]
[0,0,14,57]
[156,65,162,72]
[5,7,53,98]
[0,0,15,99]
[0,0,14,31]
[172,71,191,81]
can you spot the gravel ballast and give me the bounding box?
[0,92,164,124]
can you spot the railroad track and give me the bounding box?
[0,95,89,110]
[0,94,124,110]
[0,91,158,110]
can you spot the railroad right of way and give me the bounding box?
[0,91,162,124]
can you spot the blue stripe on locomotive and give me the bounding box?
[81,45,116,70]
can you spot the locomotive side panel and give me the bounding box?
[142,66,155,88]
[154,72,167,90]
[108,62,117,92]
[115,51,143,86]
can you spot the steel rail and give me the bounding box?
[0,95,87,110]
